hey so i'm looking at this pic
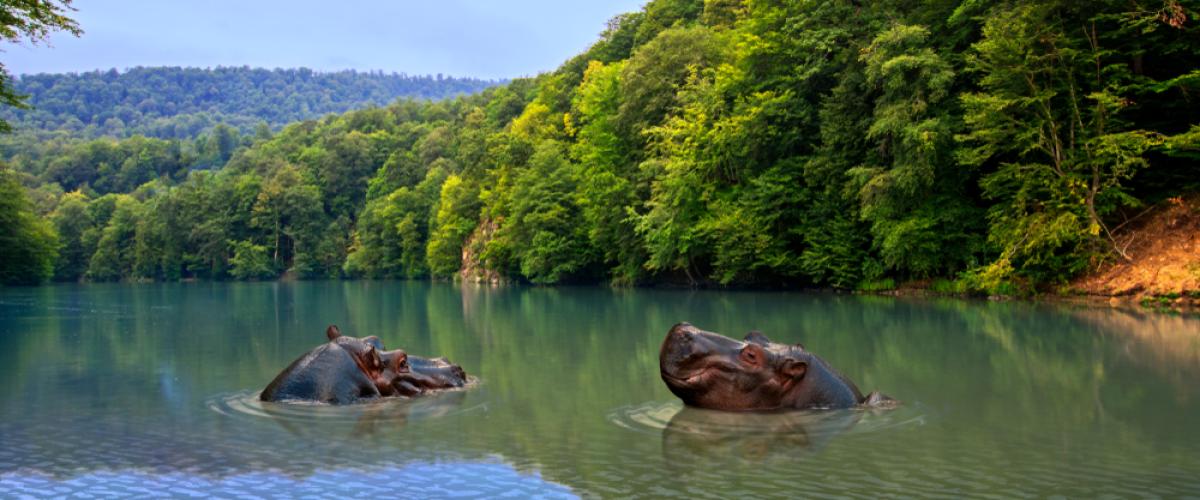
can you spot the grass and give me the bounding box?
[857,278,896,292]
[930,278,968,295]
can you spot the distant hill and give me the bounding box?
[1,66,499,139]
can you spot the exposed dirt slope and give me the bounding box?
[1073,195,1200,298]
[459,218,505,285]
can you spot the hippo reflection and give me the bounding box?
[662,406,862,463]
[261,390,471,438]
[261,325,469,404]
[660,323,894,410]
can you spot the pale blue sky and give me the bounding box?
[5,0,647,79]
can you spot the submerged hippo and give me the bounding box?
[261,325,469,403]
[261,325,408,404]
[660,323,894,411]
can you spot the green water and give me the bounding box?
[1,281,1198,497]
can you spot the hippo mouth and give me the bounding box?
[661,367,713,387]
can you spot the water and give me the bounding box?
[1,281,1198,498]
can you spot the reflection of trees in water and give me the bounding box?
[0,395,492,480]
[1071,308,1200,397]
[1,283,299,416]
[661,407,862,464]
[4,283,1200,496]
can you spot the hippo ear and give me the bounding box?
[366,347,382,372]
[781,358,807,380]
[326,325,342,341]
[362,335,384,350]
[743,331,771,345]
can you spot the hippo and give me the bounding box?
[260,325,410,404]
[659,323,894,411]
[388,354,469,397]
[356,334,468,396]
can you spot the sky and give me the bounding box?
[4,0,648,80]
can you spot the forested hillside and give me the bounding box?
[1,67,497,138]
[3,0,1199,294]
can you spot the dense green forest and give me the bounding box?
[2,0,1199,293]
[0,67,497,139]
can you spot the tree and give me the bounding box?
[87,195,139,281]
[506,141,594,284]
[228,240,273,280]
[426,174,480,277]
[49,190,93,281]
[0,0,81,132]
[251,164,324,274]
[570,60,645,284]
[957,1,1188,289]
[4,0,1199,292]
[0,67,495,139]
[849,24,982,278]
[0,167,57,284]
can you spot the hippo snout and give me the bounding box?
[663,323,697,354]
[661,323,706,378]
[669,322,697,339]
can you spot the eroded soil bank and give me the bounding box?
[1072,195,1199,311]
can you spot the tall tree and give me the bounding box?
[0,167,57,284]
[49,190,92,281]
[957,0,1196,289]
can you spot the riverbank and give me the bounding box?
[13,193,1198,314]
[874,195,1199,313]
[1070,195,1199,312]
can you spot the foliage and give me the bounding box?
[957,0,1195,288]
[426,174,480,278]
[0,0,81,133]
[5,0,1200,292]
[228,240,273,280]
[0,167,57,284]
[1,67,497,139]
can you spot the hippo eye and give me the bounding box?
[739,346,763,366]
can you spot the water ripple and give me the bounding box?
[607,400,927,436]
[0,462,577,499]
[207,381,485,425]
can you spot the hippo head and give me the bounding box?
[326,325,409,396]
[388,355,468,396]
[660,323,811,411]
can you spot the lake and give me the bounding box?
[1,281,1198,497]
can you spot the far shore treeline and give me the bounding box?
[2,0,1199,292]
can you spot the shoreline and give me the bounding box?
[9,277,1197,315]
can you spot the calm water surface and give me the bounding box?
[1,281,1198,498]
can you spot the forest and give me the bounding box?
[2,0,1199,293]
[0,67,497,138]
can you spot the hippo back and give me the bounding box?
[260,343,381,404]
